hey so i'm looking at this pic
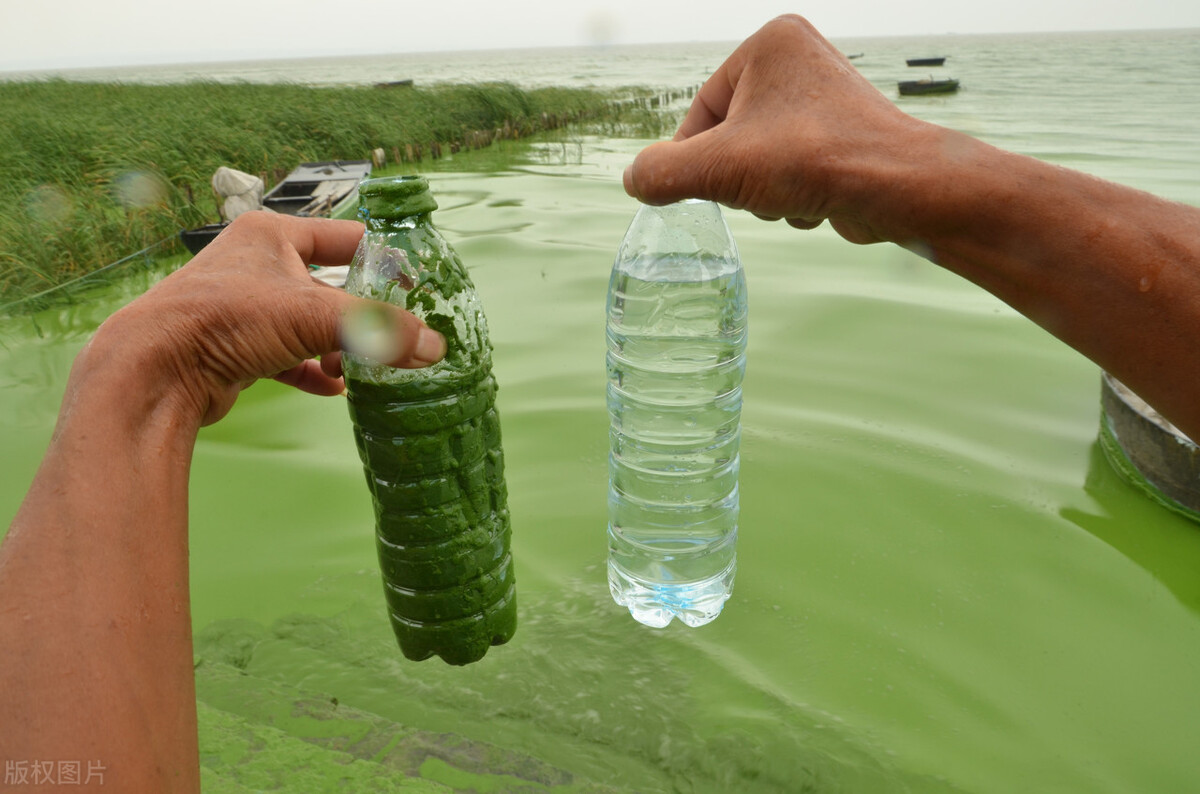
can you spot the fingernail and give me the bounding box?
[412,326,446,366]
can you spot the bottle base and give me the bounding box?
[607,557,735,628]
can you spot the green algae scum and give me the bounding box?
[342,176,515,665]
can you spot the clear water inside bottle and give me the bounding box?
[606,264,747,627]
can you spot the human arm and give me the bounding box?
[0,212,445,792]
[624,14,1200,443]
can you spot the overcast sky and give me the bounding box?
[2,0,1198,72]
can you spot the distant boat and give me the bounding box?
[846,52,864,60]
[906,57,947,67]
[898,78,960,96]
[180,159,372,255]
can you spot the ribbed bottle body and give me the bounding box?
[606,200,747,628]
[343,176,515,665]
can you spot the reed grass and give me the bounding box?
[0,79,673,308]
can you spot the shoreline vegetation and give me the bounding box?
[0,79,686,311]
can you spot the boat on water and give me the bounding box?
[898,78,960,96]
[1100,372,1200,520]
[179,223,231,255]
[906,57,947,67]
[260,160,372,217]
[180,159,372,255]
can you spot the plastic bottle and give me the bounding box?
[606,199,748,628]
[342,175,516,665]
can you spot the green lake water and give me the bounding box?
[4,28,1200,794]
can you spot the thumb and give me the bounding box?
[624,137,722,206]
[267,294,444,405]
[339,296,447,369]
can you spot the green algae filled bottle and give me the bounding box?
[342,175,516,665]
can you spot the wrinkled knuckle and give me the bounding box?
[700,137,745,205]
[296,286,340,344]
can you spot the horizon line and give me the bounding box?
[2,25,1195,76]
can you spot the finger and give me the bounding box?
[337,295,446,369]
[272,360,346,396]
[283,279,446,374]
[273,214,365,268]
[320,351,343,379]
[625,134,727,206]
[674,61,738,141]
[786,217,824,230]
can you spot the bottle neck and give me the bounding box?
[363,211,434,234]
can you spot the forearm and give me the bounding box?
[867,125,1200,441]
[0,212,426,792]
[0,323,203,792]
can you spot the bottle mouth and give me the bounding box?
[359,175,439,218]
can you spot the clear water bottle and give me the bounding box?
[606,199,748,628]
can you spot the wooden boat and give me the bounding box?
[179,223,231,255]
[261,159,372,217]
[906,56,946,67]
[1100,372,1200,520]
[180,159,372,255]
[898,78,959,96]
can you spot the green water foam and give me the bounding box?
[195,622,599,792]
[192,573,953,794]
[198,698,447,793]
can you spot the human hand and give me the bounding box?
[92,211,445,427]
[623,14,929,244]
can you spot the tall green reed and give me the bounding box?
[1,79,667,307]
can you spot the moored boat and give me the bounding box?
[906,56,947,67]
[180,159,372,255]
[898,78,959,96]
[261,160,372,217]
[179,223,231,255]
